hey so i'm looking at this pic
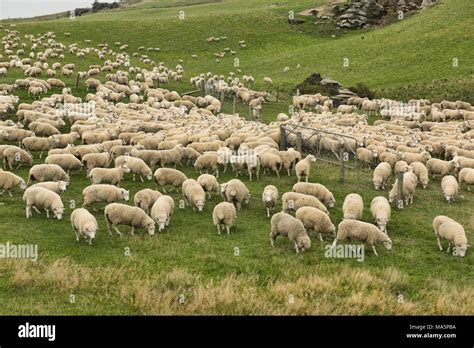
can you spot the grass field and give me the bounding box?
[0,0,473,315]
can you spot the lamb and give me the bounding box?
[331,219,392,256]
[295,206,335,242]
[426,158,459,178]
[194,153,219,177]
[221,179,250,211]
[262,185,278,218]
[432,215,469,257]
[259,152,282,178]
[459,168,474,191]
[154,168,187,193]
[0,171,27,196]
[270,212,311,253]
[281,192,328,215]
[45,154,83,175]
[388,172,417,205]
[27,164,69,184]
[295,154,316,182]
[115,156,152,182]
[370,196,391,233]
[82,152,111,173]
[23,186,64,220]
[70,208,98,245]
[373,162,392,190]
[441,175,458,203]
[408,161,429,188]
[2,147,32,170]
[292,182,335,208]
[197,174,219,199]
[82,184,129,209]
[342,193,364,220]
[182,179,206,212]
[212,202,237,235]
[150,195,174,232]
[134,189,162,214]
[88,165,130,186]
[30,181,68,195]
[104,203,155,236]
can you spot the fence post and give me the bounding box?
[249,104,252,120]
[296,131,302,154]
[201,81,205,96]
[276,87,280,103]
[397,172,404,209]
[75,73,80,88]
[233,94,237,114]
[339,147,345,183]
[279,125,287,150]
[220,91,225,108]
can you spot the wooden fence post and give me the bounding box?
[397,172,404,209]
[296,131,302,154]
[279,125,287,150]
[233,94,237,114]
[339,148,345,183]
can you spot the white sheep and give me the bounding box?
[433,215,469,257]
[342,193,364,220]
[70,208,98,245]
[197,174,219,199]
[0,170,27,196]
[182,179,206,212]
[88,165,130,186]
[270,212,311,253]
[115,156,152,182]
[388,172,417,205]
[262,185,278,218]
[154,168,187,193]
[134,189,162,214]
[426,158,459,178]
[295,154,316,182]
[104,203,155,236]
[295,206,335,242]
[45,154,83,175]
[82,184,129,209]
[30,181,68,195]
[459,168,474,191]
[282,192,328,214]
[370,196,391,233]
[292,182,335,208]
[221,179,250,211]
[441,175,458,203]
[212,202,237,235]
[373,162,391,190]
[194,152,219,177]
[395,160,410,175]
[332,219,392,256]
[150,195,174,232]
[23,186,64,220]
[259,152,282,178]
[27,164,69,184]
[82,152,111,173]
[408,161,429,189]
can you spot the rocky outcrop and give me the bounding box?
[297,73,359,106]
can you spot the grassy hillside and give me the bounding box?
[0,0,473,315]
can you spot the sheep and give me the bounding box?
[150,195,174,232]
[441,175,459,203]
[453,155,474,170]
[292,182,335,208]
[357,148,378,168]
[459,168,474,191]
[262,185,278,218]
[28,122,60,137]
[295,206,335,242]
[30,181,68,195]
[373,162,392,190]
[115,156,152,182]
[212,202,237,235]
[182,147,201,165]
[395,160,410,175]
[82,184,129,209]
[259,152,282,178]
[82,152,110,173]
[281,192,328,215]
[104,203,155,236]
[197,174,219,199]
[0,171,26,196]
[194,153,219,177]
[370,196,391,233]
[88,165,130,186]
[2,147,32,170]
[70,208,98,245]
[21,136,55,158]
[433,215,469,257]
[45,154,83,175]
[221,179,250,211]
[51,132,80,148]
[331,219,392,256]
[295,154,316,182]
[23,186,64,220]
[270,212,311,253]
[27,164,69,185]
[426,158,459,178]
[399,151,431,164]
[134,189,162,214]
[342,193,364,220]
[388,172,417,205]
[408,161,429,189]
[154,168,187,193]
[182,179,206,212]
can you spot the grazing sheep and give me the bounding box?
[45,154,83,175]
[426,159,459,178]
[30,181,68,195]
[292,182,335,208]
[0,171,27,196]
[104,203,155,236]
[115,156,152,182]
[154,168,187,193]
[23,186,64,220]
[88,165,130,186]
[388,172,417,205]
[259,152,282,178]
[150,195,174,232]
[27,164,69,184]
[281,192,328,215]
[399,151,431,164]
[221,179,250,211]
[295,206,335,242]
[433,215,469,257]
[441,175,458,203]
[342,193,364,220]
[262,185,278,218]
[197,174,219,199]
[370,196,391,233]
[21,136,55,158]
[459,168,474,191]
[453,155,474,170]
[212,202,237,235]
[2,147,32,170]
[295,154,316,182]
[395,160,410,175]
[357,148,378,168]
[82,152,111,173]
[82,184,129,209]
[373,162,392,190]
[70,208,98,245]
[408,161,429,188]
[194,153,219,177]
[332,219,392,256]
[134,189,162,214]
[270,212,311,253]
[182,179,206,212]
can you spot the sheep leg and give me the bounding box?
[0,190,4,195]
[39,151,43,159]
[372,245,379,256]
[8,190,12,197]
[132,174,136,181]
[275,169,280,179]
[446,242,451,253]
[226,226,230,235]
[25,206,32,218]
[294,242,300,253]
[270,233,276,247]
[130,227,134,236]
[45,209,50,218]
[287,168,290,176]
[217,225,221,235]
[139,176,144,183]
[331,239,337,250]
[32,206,41,214]
[267,207,270,218]
[113,226,122,237]
[437,237,443,251]
[319,233,324,242]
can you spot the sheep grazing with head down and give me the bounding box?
[295,154,316,182]
[262,185,278,218]
[373,162,391,190]
[27,164,69,185]
[388,171,417,205]
[134,189,162,214]
[154,168,187,193]
[441,175,459,203]
[150,195,175,232]
[70,208,98,245]
[0,171,27,196]
[408,161,429,189]
[88,165,130,186]
[115,156,152,182]
[295,206,335,242]
[292,182,335,208]
[459,168,474,191]
[30,181,68,195]
[370,196,391,233]
[182,179,206,212]
[212,202,237,235]
[270,212,311,253]
[342,193,364,220]
[282,192,328,215]
[332,219,392,256]
[23,186,64,220]
[221,179,250,211]
[197,174,219,199]
[433,215,469,257]
[82,184,129,210]
[45,154,83,175]
[104,203,155,236]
